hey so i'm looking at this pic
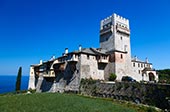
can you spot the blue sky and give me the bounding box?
[0,0,170,75]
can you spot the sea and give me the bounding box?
[0,75,29,94]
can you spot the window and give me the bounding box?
[138,63,140,67]
[124,45,127,52]
[138,70,140,74]
[133,63,135,67]
[87,55,90,59]
[141,64,143,68]
[77,70,79,73]
[120,54,123,59]
[120,36,122,40]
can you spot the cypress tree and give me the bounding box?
[15,67,22,93]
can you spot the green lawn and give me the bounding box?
[0,93,160,112]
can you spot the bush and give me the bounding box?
[109,73,117,81]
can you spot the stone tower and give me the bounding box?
[100,13,132,80]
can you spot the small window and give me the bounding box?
[133,63,135,67]
[120,36,122,40]
[87,55,90,59]
[139,70,140,74]
[77,70,79,73]
[120,54,123,59]
[141,64,143,68]
[138,63,140,67]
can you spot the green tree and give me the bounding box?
[109,73,117,81]
[15,67,22,93]
[157,69,170,83]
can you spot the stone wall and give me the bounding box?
[80,54,104,80]
[80,79,170,110]
[35,61,81,93]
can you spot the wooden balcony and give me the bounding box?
[97,56,109,63]
[116,25,130,35]
[100,26,112,35]
[43,70,55,77]
[98,59,109,63]
[67,55,78,62]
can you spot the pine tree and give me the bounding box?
[15,67,22,93]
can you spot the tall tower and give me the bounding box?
[100,13,132,80]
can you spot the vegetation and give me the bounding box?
[81,78,98,85]
[109,73,117,81]
[157,69,170,83]
[0,93,162,112]
[15,67,22,93]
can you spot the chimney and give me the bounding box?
[134,56,137,61]
[145,57,148,63]
[65,48,68,54]
[52,55,55,59]
[79,45,82,51]
[40,60,43,64]
[50,55,55,60]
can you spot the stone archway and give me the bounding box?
[148,72,155,81]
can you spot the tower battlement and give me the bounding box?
[100,13,129,30]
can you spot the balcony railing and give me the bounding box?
[43,71,55,77]
[67,55,78,62]
[100,26,112,35]
[116,25,130,35]
[97,56,109,63]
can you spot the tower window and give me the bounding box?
[120,54,123,59]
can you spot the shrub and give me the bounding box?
[109,73,117,81]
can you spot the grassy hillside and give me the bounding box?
[0,93,161,112]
